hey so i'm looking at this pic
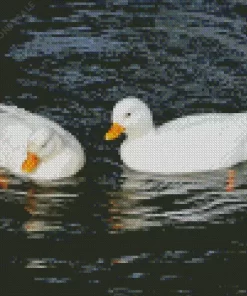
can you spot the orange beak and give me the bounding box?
[22,152,40,173]
[105,123,125,140]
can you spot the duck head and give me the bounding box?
[105,97,154,141]
[22,128,63,173]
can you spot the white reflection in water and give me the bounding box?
[108,162,247,231]
[0,172,84,238]
[22,178,83,237]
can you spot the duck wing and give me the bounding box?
[157,113,230,134]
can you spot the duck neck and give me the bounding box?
[127,122,155,141]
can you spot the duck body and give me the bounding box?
[106,97,247,174]
[0,104,85,181]
[121,113,247,174]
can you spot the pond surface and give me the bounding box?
[1,1,247,295]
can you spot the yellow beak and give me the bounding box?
[105,123,125,140]
[22,152,40,173]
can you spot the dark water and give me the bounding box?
[1,1,247,295]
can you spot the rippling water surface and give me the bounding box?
[1,1,247,295]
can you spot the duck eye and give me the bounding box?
[126,112,131,118]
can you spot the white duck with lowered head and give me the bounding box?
[105,97,247,174]
[0,104,85,181]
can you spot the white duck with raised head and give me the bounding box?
[105,97,247,174]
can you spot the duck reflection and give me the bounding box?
[108,163,247,232]
[22,177,84,237]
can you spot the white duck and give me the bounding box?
[0,104,85,181]
[105,97,247,174]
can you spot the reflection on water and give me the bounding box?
[1,163,247,293]
[1,157,247,294]
[0,174,86,238]
[2,161,246,236]
[23,187,78,237]
[108,162,247,232]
